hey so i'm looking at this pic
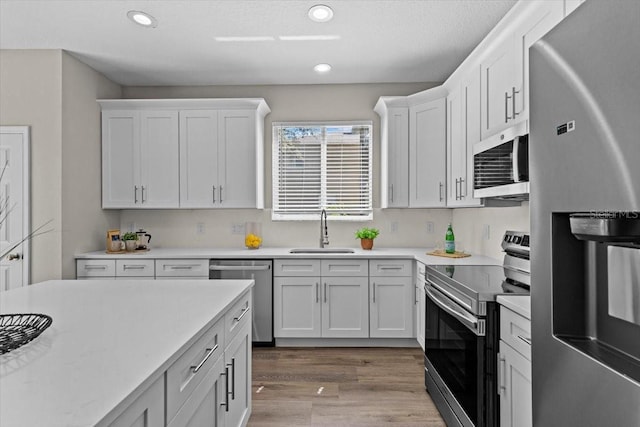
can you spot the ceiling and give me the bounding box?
[0,0,517,87]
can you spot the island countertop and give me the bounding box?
[0,279,254,427]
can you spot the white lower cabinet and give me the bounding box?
[498,305,532,427]
[108,376,164,427]
[369,259,414,338]
[108,289,252,427]
[415,262,426,350]
[274,259,369,338]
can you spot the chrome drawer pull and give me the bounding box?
[517,335,532,346]
[220,366,230,412]
[123,265,146,270]
[168,265,198,270]
[234,307,250,322]
[191,344,218,374]
[379,266,402,270]
[85,265,108,270]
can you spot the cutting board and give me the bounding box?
[426,250,471,258]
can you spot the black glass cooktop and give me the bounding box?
[428,264,530,302]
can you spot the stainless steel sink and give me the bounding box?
[289,248,355,254]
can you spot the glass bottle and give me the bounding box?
[445,223,456,254]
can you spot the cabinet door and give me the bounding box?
[446,86,465,205]
[322,277,369,338]
[168,357,226,427]
[498,342,532,427]
[386,107,409,207]
[218,110,257,208]
[408,98,447,207]
[415,263,426,350]
[480,35,518,140]
[179,110,219,208]
[274,277,321,337]
[515,1,564,122]
[108,375,164,427]
[460,69,483,206]
[102,110,139,208]
[370,276,414,338]
[139,110,180,208]
[225,320,251,427]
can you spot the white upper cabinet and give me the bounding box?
[374,98,410,208]
[408,96,447,208]
[101,109,179,208]
[100,99,270,210]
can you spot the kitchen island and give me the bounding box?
[0,279,254,427]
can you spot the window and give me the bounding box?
[272,122,373,220]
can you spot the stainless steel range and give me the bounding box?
[424,231,530,427]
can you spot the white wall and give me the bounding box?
[0,49,121,282]
[61,52,121,279]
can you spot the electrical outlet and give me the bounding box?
[231,223,245,235]
[483,224,490,240]
[196,222,205,235]
[426,221,435,234]
[390,221,399,233]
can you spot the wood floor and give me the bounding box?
[248,347,446,427]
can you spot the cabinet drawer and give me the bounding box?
[274,259,320,276]
[155,259,209,277]
[369,259,413,277]
[321,259,368,277]
[500,306,531,360]
[76,259,116,278]
[225,290,252,346]
[115,259,155,277]
[166,318,225,422]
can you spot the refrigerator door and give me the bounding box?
[530,1,640,426]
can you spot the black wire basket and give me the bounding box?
[0,314,53,354]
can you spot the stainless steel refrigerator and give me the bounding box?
[530,1,640,426]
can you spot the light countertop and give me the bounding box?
[76,247,501,267]
[0,279,253,427]
[497,295,531,320]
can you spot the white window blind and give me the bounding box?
[272,122,373,220]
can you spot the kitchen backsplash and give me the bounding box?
[120,203,529,260]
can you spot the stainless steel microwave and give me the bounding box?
[473,121,529,200]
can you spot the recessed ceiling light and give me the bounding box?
[308,5,334,23]
[314,63,332,73]
[127,10,157,28]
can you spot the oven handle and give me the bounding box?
[425,285,482,336]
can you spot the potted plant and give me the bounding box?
[122,232,138,252]
[355,227,379,250]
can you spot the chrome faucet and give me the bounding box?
[319,209,329,248]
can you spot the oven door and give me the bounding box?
[425,284,496,427]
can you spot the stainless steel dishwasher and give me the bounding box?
[209,259,273,346]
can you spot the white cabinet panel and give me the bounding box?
[224,320,251,427]
[274,276,321,337]
[499,341,532,427]
[77,259,116,278]
[322,277,369,338]
[415,263,426,350]
[370,276,413,338]
[409,98,447,207]
[115,260,155,278]
[179,110,219,208]
[108,376,164,427]
[155,259,209,278]
[376,103,410,208]
[102,111,139,207]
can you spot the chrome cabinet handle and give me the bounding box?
[460,178,465,199]
[85,265,107,270]
[229,358,236,400]
[505,91,512,122]
[518,335,532,346]
[315,282,319,303]
[191,344,218,374]
[498,353,506,395]
[373,282,376,303]
[141,185,146,203]
[439,182,444,202]
[212,185,216,203]
[221,366,230,412]
[219,186,223,203]
[168,265,197,270]
[512,87,520,118]
[324,283,327,303]
[234,306,250,322]
[134,186,139,203]
[123,265,146,270]
[390,184,394,203]
[379,266,402,271]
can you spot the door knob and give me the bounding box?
[7,253,22,261]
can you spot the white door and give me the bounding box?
[0,127,29,291]
[274,276,321,337]
[370,277,414,338]
[101,110,138,208]
[322,277,369,338]
[218,109,256,208]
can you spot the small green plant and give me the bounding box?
[355,227,380,240]
[122,232,138,241]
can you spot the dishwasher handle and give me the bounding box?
[209,265,271,271]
